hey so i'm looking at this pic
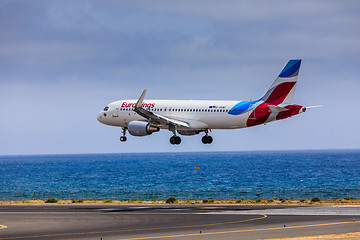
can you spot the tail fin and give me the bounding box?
[261,59,301,105]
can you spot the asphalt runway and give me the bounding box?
[1,204,360,240]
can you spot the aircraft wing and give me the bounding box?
[133,90,209,129]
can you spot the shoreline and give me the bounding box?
[2,198,360,205]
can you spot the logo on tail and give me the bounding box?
[261,59,301,105]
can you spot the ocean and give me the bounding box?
[1,150,360,193]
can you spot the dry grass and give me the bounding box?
[263,231,360,239]
[1,198,360,205]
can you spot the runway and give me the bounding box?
[0,204,360,240]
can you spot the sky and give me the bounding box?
[1,0,360,155]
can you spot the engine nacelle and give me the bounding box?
[128,121,160,136]
[177,130,200,136]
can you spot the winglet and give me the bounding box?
[135,89,147,109]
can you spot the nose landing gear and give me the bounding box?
[120,128,127,142]
[202,130,213,144]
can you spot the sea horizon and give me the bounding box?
[1,148,360,157]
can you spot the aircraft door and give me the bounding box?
[112,105,119,117]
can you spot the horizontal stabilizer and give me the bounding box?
[268,105,289,113]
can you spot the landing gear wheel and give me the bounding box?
[170,136,181,145]
[170,136,176,145]
[202,136,213,144]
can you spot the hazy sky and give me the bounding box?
[1,0,359,155]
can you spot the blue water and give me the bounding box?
[1,150,360,192]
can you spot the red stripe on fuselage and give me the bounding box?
[265,82,296,105]
[247,103,271,127]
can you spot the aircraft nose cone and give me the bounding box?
[97,112,103,123]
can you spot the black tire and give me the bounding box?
[120,136,127,142]
[202,136,213,144]
[170,136,177,145]
[175,136,181,144]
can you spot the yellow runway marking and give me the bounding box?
[0,225,7,230]
[0,215,266,239]
[117,221,359,240]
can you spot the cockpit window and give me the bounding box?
[103,106,109,111]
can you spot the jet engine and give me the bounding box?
[177,130,200,136]
[128,121,160,136]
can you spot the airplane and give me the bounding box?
[97,59,309,145]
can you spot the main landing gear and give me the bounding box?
[202,130,213,144]
[169,124,181,145]
[120,127,127,142]
[170,136,181,145]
